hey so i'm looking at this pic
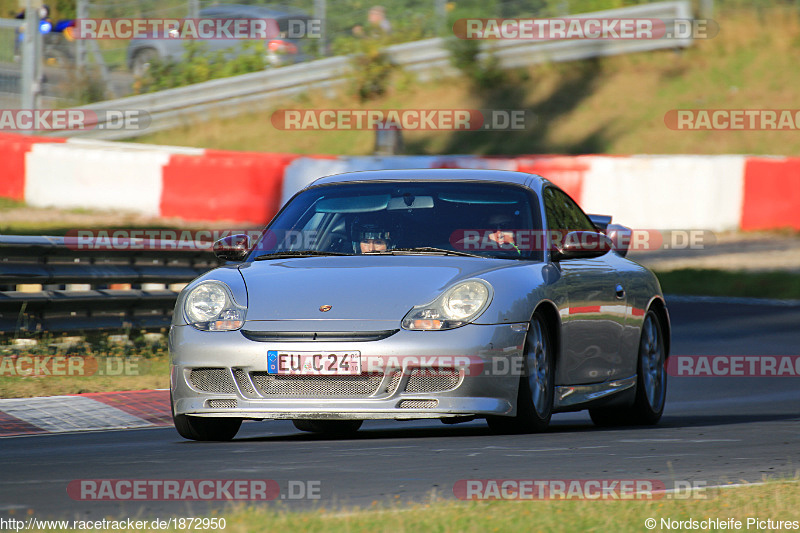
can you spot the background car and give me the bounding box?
[126,4,312,77]
[169,169,670,441]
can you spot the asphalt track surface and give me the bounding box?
[1,299,799,519]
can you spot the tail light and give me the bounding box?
[267,39,297,54]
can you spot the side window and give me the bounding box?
[543,187,595,232]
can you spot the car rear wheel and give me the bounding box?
[589,310,667,427]
[132,48,158,77]
[292,420,363,435]
[487,313,554,434]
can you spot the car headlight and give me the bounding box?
[402,280,492,331]
[184,281,246,331]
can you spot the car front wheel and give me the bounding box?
[171,392,242,441]
[487,313,554,434]
[173,413,242,441]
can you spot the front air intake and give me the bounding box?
[397,399,438,409]
[189,368,236,393]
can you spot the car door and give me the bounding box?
[543,186,626,385]
[198,8,244,56]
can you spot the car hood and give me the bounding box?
[238,255,518,327]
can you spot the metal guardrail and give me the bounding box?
[0,19,21,29]
[0,236,221,333]
[46,1,692,140]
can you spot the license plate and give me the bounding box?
[267,350,362,375]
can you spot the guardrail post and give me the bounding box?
[20,0,40,114]
[699,0,713,19]
[435,0,446,35]
[188,0,199,20]
[75,0,87,69]
[314,0,326,56]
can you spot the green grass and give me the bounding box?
[0,336,169,398]
[0,201,217,236]
[217,481,800,533]
[657,268,800,299]
[0,197,24,209]
[0,222,203,236]
[14,479,800,532]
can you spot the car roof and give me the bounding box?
[306,168,548,193]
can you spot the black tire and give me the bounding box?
[590,309,667,427]
[173,413,241,441]
[171,392,242,441]
[131,48,158,77]
[292,419,363,435]
[487,314,554,434]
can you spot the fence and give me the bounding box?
[0,235,221,334]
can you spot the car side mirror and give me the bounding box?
[213,234,251,261]
[606,224,632,258]
[551,231,613,261]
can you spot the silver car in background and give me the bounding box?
[170,169,670,440]
[127,4,312,77]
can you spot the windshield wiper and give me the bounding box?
[363,247,483,258]
[254,251,350,260]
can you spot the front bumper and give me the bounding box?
[170,322,528,420]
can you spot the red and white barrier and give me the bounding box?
[0,132,65,202]
[25,142,181,216]
[740,157,800,231]
[281,154,750,231]
[0,132,797,230]
[579,155,746,230]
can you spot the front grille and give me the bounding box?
[241,330,399,342]
[208,399,237,408]
[398,399,438,409]
[405,369,460,393]
[385,371,402,394]
[189,368,236,393]
[233,368,255,394]
[251,372,384,397]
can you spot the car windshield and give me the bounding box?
[248,181,542,261]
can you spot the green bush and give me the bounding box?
[137,41,268,93]
[63,65,110,104]
[445,36,508,92]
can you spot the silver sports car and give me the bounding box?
[170,169,670,441]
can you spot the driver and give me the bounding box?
[487,213,521,255]
[353,222,392,253]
